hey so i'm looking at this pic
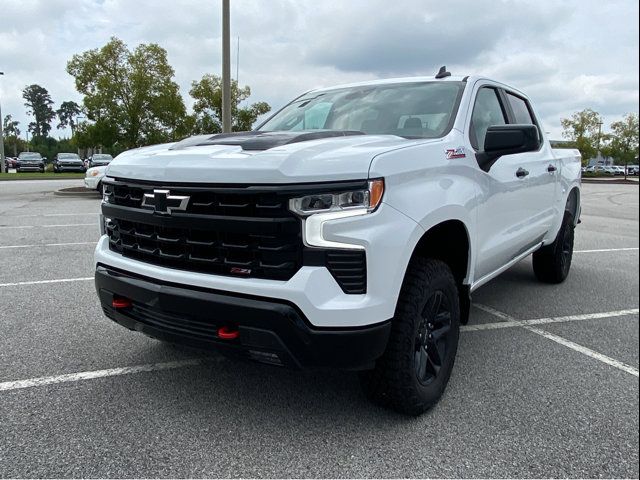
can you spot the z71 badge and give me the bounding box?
[445,147,466,159]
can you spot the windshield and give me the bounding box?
[92,154,112,161]
[258,81,464,139]
[59,153,80,160]
[19,153,42,160]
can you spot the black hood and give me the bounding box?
[169,130,365,152]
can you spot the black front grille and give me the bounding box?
[106,217,300,280]
[104,181,303,281]
[103,179,368,291]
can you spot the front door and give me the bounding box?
[470,87,539,280]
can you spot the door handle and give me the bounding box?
[516,168,529,178]
[547,164,557,173]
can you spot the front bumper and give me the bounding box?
[96,264,391,370]
[17,164,43,171]
[84,176,103,190]
[95,202,423,328]
[58,165,85,172]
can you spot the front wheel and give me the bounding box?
[532,211,575,284]
[359,258,460,415]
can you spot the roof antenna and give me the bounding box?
[435,66,451,79]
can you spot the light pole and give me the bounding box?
[221,0,232,133]
[75,115,85,157]
[597,121,603,163]
[0,71,5,174]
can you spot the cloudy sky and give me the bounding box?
[0,0,638,140]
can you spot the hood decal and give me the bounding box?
[169,130,365,152]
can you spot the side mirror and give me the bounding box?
[476,124,540,172]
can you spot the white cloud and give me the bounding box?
[0,0,638,141]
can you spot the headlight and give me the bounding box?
[89,169,100,177]
[290,179,384,250]
[289,179,384,217]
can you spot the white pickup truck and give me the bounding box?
[95,68,581,415]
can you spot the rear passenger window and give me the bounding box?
[506,93,535,125]
[470,88,507,150]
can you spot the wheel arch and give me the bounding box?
[566,186,580,225]
[402,218,473,324]
[410,219,472,285]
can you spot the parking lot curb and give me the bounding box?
[581,178,639,185]
[53,187,101,197]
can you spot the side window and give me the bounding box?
[470,88,507,150]
[506,92,543,146]
[506,93,534,125]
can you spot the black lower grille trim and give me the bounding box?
[326,251,367,294]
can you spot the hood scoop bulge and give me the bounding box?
[169,130,365,152]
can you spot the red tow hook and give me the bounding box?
[217,325,240,340]
[112,297,132,309]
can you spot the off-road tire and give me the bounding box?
[359,258,460,416]
[532,211,575,284]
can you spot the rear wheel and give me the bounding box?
[359,258,460,415]
[532,211,575,284]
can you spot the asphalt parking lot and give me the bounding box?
[0,180,638,478]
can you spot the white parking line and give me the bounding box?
[0,242,97,250]
[472,304,514,321]
[575,247,639,253]
[469,304,639,377]
[11,213,99,217]
[465,306,639,331]
[0,359,205,393]
[524,326,639,377]
[0,277,93,287]
[0,223,95,229]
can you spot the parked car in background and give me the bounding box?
[89,154,113,168]
[612,166,625,176]
[4,156,18,170]
[16,152,45,172]
[585,166,596,173]
[84,166,108,191]
[596,166,615,176]
[626,165,638,176]
[53,153,86,173]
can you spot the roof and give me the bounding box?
[310,75,471,93]
[308,74,527,97]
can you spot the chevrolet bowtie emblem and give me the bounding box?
[141,189,190,215]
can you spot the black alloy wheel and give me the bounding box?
[415,290,452,385]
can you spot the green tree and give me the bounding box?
[189,74,271,133]
[560,108,603,165]
[3,115,21,156]
[608,113,639,176]
[23,84,56,138]
[56,101,82,134]
[67,37,187,149]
